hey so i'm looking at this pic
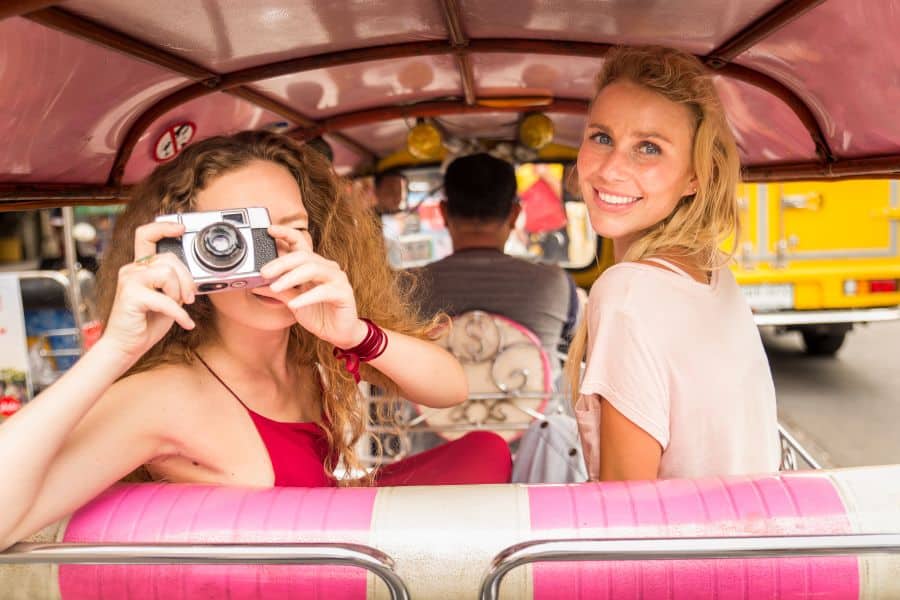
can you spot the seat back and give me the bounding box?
[423,310,553,441]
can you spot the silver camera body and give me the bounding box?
[155,207,277,294]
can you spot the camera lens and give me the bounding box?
[193,222,247,272]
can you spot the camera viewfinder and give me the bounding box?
[222,211,246,224]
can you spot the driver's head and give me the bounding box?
[443,153,517,223]
[374,172,408,214]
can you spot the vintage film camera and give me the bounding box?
[155,207,277,293]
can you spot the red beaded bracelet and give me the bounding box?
[332,318,388,383]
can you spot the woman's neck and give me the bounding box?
[612,234,639,262]
[202,319,293,379]
[614,238,711,284]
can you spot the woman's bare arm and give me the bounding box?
[0,221,196,550]
[597,398,662,481]
[261,224,468,408]
[367,329,467,408]
[0,345,177,550]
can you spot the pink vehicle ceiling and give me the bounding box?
[1,1,900,599]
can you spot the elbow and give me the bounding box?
[449,376,468,407]
[446,361,468,407]
[423,351,468,408]
[415,364,467,409]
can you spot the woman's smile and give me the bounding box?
[592,187,643,212]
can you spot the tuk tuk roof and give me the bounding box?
[1,0,898,209]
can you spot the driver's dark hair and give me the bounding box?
[443,153,517,221]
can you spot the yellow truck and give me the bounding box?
[732,179,900,355]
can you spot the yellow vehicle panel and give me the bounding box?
[733,180,900,312]
[738,180,898,259]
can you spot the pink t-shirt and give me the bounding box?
[575,258,780,480]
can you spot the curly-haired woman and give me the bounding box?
[0,131,511,551]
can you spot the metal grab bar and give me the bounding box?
[1,541,410,600]
[779,423,823,470]
[480,533,900,600]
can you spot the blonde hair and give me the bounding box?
[566,45,742,399]
[98,130,441,484]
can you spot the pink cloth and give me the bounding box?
[575,258,780,480]
[519,177,568,233]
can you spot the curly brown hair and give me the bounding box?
[97,130,441,484]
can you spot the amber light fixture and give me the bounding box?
[518,112,554,150]
[406,119,443,159]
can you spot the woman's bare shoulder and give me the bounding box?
[105,362,206,411]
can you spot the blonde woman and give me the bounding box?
[568,46,779,482]
[0,131,511,551]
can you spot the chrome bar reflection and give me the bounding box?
[1,541,410,600]
[753,307,900,326]
[480,533,900,600]
[61,206,85,348]
[778,423,822,470]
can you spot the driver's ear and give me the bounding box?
[508,202,522,226]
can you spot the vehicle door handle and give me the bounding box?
[781,193,822,210]
[873,207,900,221]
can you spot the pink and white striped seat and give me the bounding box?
[5,464,900,598]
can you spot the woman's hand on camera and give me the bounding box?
[261,225,367,349]
[101,222,196,361]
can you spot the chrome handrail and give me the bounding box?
[779,423,822,470]
[62,207,85,342]
[480,533,900,600]
[1,541,410,600]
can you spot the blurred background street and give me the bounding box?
[768,320,900,468]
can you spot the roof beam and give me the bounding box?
[5,151,899,209]
[224,87,315,128]
[107,84,210,186]
[0,0,59,21]
[22,6,384,174]
[0,184,129,210]
[106,40,461,185]
[706,0,827,66]
[76,35,821,185]
[300,98,589,138]
[439,0,477,105]
[19,10,824,168]
[743,155,900,182]
[455,53,477,105]
[439,0,467,47]
[217,41,451,89]
[703,0,833,162]
[223,88,377,163]
[717,62,832,163]
[321,133,377,165]
[25,7,220,84]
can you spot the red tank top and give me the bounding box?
[196,354,337,487]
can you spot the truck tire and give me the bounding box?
[801,329,847,356]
